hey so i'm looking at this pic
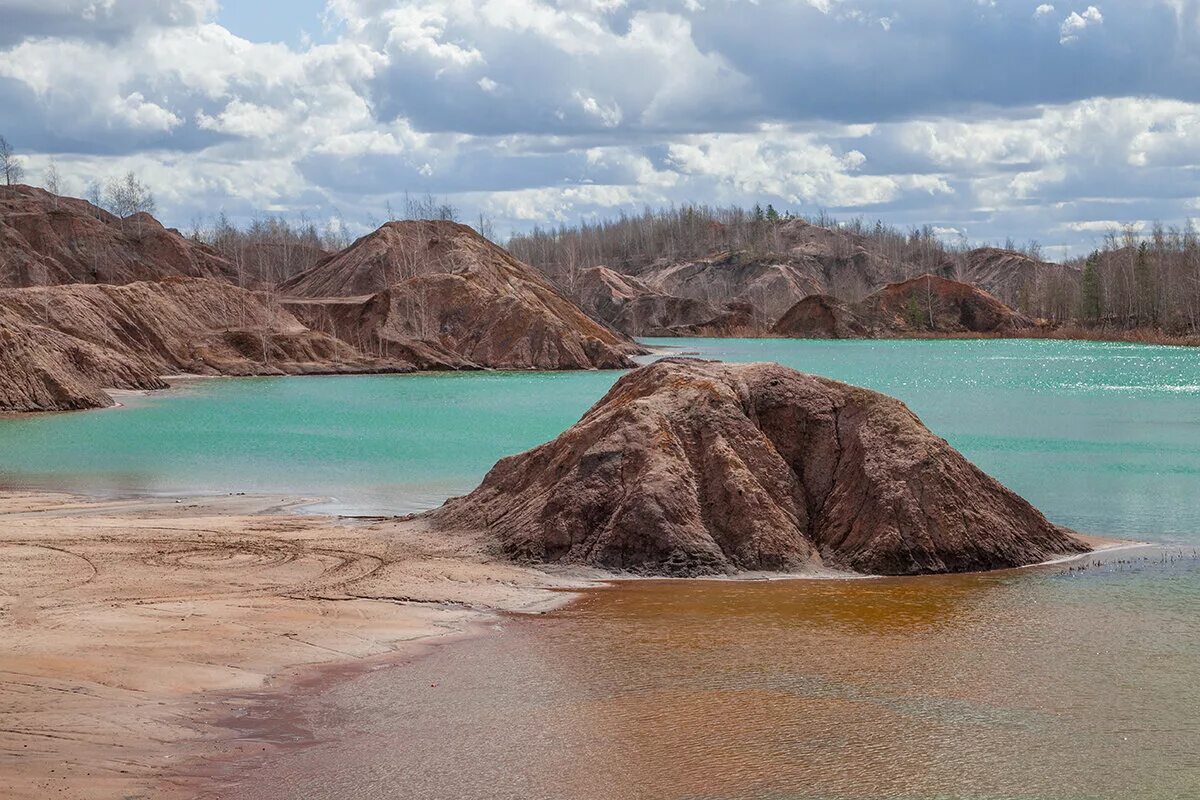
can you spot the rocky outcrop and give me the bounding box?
[663,302,759,337]
[634,252,826,327]
[279,220,643,369]
[572,266,720,336]
[770,295,866,339]
[0,278,435,412]
[429,359,1088,576]
[0,185,237,288]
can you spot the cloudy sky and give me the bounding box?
[2,0,1199,258]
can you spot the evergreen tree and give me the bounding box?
[1135,241,1155,325]
[1081,250,1102,323]
[765,203,780,222]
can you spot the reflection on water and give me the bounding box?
[225,547,1200,800]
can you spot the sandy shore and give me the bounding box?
[0,491,591,800]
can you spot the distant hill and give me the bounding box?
[279,220,642,370]
[0,185,238,288]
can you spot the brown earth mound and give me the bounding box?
[429,359,1088,576]
[857,275,1034,334]
[774,276,1033,339]
[0,278,432,412]
[0,185,237,288]
[280,221,642,369]
[770,294,866,338]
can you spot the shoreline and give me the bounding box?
[0,488,1150,799]
[0,489,594,800]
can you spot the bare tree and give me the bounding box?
[0,135,24,186]
[43,159,62,209]
[103,172,157,236]
[85,179,104,216]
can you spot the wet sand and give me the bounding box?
[0,491,591,800]
[215,543,1200,800]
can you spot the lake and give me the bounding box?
[2,338,1199,542]
[3,337,1199,799]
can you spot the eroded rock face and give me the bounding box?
[572,266,720,337]
[430,359,1088,576]
[0,185,237,288]
[0,278,432,412]
[280,221,642,369]
[961,248,1080,312]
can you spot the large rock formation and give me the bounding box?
[662,301,759,337]
[0,185,237,288]
[572,266,720,336]
[280,220,642,369]
[0,278,441,413]
[634,252,827,328]
[774,275,1033,338]
[430,359,1088,576]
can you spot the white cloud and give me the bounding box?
[573,91,623,127]
[1,0,1198,258]
[1060,5,1103,44]
[1060,220,1136,232]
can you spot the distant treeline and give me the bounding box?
[1072,225,1200,334]
[506,204,976,278]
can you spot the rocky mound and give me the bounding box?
[279,221,642,369]
[429,359,1088,576]
[663,301,759,337]
[770,294,866,338]
[634,252,827,327]
[0,185,237,288]
[0,278,437,412]
[572,266,719,336]
[856,275,1034,334]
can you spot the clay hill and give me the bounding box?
[959,247,1080,312]
[0,278,448,413]
[772,275,1034,338]
[280,220,642,370]
[429,359,1087,576]
[549,218,909,333]
[572,266,720,336]
[0,185,237,288]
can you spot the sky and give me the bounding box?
[1,0,1199,258]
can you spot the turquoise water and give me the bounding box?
[1,338,1198,541]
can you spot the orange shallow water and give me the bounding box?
[215,546,1200,800]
